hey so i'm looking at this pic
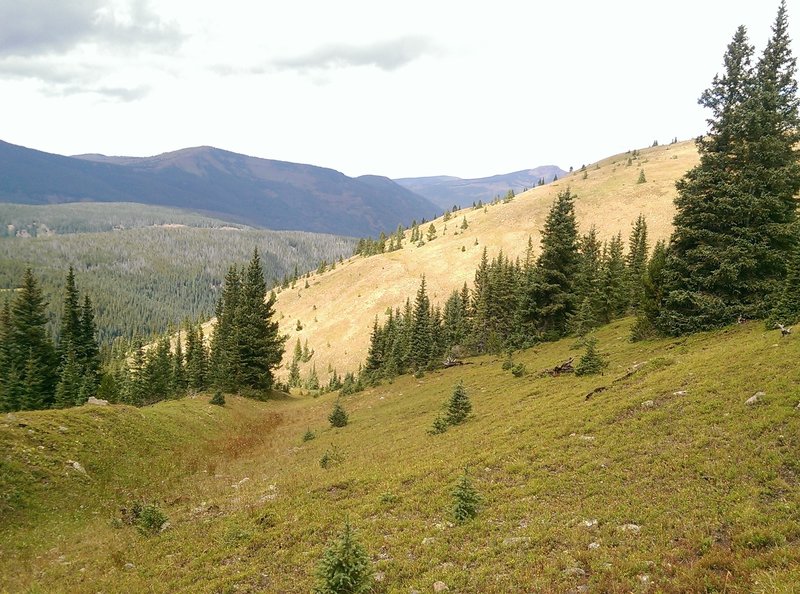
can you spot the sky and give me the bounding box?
[0,0,797,179]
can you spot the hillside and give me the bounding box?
[0,140,439,237]
[0,225,355,343]
[2,318,798,592]
[269,141,699,382]
[396,165,567,210]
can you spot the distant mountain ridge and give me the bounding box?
[395,166,567,210]
[0,140,440,237]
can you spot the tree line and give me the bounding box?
[1,250,286,412]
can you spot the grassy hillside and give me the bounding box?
[2,318,798,592]
[0,226,355,344]
[270,140,699,382]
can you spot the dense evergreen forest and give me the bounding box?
[0,225,355,344]
[0,250,285,412]
[0,202,246,236]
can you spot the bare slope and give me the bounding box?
[271,141,698,381]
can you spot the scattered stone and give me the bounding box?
[588,542,601,550]
[582,519,598,528]
[562,567,586,578]
[502,537,531,546]
[410,590,421,594]
[795,401,800,411]
[5,413,17,422]
[233,477,250,488]
[433,580,449,592]
[641,400,655,408]
[638,574,651,584]
[422,537,436,546]
[58,425,69,433]
[66,460,86,474]
[745,392,765,406]
[124,562,135,570]
[160,521,171,533]
[579,435,595,441]
[620,523,641,534]
[374,571,385,583]
[86,396,109,406]
[672,390,687,396]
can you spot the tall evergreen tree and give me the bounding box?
[597,234,628,323]
[234,249,286,391]
[10,269,57,408]
[209,266,242,390]
[410,276,431,370]
[626,214,649,309]
[58,266,81,359]
[533,188,581,338]
[660,11,800,333]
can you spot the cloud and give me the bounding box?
[272,36,439,72]
[0,0,181,97]
[0,0,182,58]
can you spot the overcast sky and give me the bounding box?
[1,1,796,179]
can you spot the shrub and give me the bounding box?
[329,401,349,428]
[320,445,343,469]
[452,470,480,523]
[314,520,373,594]
[132,503,167,535]
[446,382,472,425]
[575,337,607,376]
[302,428,316,442]
[511,363,526,377]
[428,414,449,435]
[210,391,225,406]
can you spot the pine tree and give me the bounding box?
[77,294,100,390]
[533,188,581,338]
[631,240,669,341]
[234,250,286,391]
[626,215,649,309]
[452,470,480,523]
[597,234,627,323]
[58,266,81,360]
[446,381,472,425]
[209,266,241,390]
[329,400,348,427]
[660,12,800,333]
[314,520,373,594]
[575,336,607,376]
[54,347,82,408]
[11,269,57,409]
[0,300,18,411]
[770,225,800,325]
[185,323,208,392]
[410,276,431,370]
[172,332,187,396]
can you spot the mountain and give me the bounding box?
[263,141,698,381]
[0,140,440,237]
[395,165,567,210]
[3,318,797,592]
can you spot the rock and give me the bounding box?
[582,518,598,528]
[422,537,436,546]
[433,580,449,592]
[86,396,109,406]
[588,542,600,550]
[746,391,765,405]
[641,400,654,408]
[124,562,135,570]
[795,401,800,411]
[66,460,86,474]
[672,390,687,396]
[620,523,641,534]
[58,425,69,433]
[160,521,171,532]
[374,571,385,583]
[502,537,531,546]
[638,574,651,584]
[562,567,586,577]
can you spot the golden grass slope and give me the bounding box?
[268,141,698,382]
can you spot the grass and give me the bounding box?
[2,318,799,592]
[269,140,700,384]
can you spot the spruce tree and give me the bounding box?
[172,332,187,396]
[533,188,580,338]
[631,240,668,341]
[575,336,607,376]
[410,276,431,370]
[314,521,373,594]
[209,265,241,390]
[58,266,81,360]
[770,225,800,325]
[11,269,57,409]
[452,470,480,523]
[77,294,100,390]
[660,13,800,333]
[185,323,208,392]
[597,234,627,323]
[0,300,17,411]
[329,400,349,427]
[235,249,286,391]
[626,214,649,309]
[446,381,472,425]
[54,348,82,408]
